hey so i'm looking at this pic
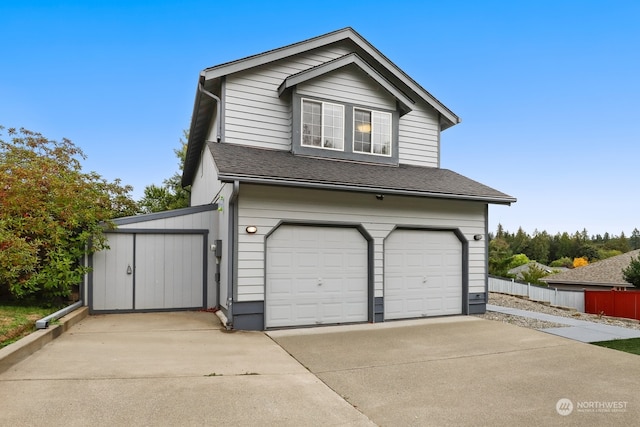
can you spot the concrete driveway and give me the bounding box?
[0,312,372,426]
[269,316,640,427]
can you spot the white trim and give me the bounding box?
[301,98,345,151]
[352,107,392,157]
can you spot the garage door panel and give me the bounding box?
[385,230,462,320]
[266,226,368,328]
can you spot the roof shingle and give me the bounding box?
[542,249,640,287]
[208,142,515,204]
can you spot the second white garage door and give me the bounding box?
[266,225,368,328]
[384,229,462,320]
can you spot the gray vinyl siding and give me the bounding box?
[190,147,219,206]
[222,43,443,165]
[398,102,440,167]
[296,65,396,110]
[236,184,486,302]
[223,43,352,150]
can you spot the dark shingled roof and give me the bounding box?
[542,249,640,287]
[208,142,515,204]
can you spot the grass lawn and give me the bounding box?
[592,338,640,355]
[0,305,55,349]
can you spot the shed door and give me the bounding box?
[135,234,204,310]
[266,225,368,328]
[92,233,134,311]
[384,230,462,320]
[91,233,204,312]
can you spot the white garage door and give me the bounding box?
[92,232,204,311]
[266,225,368,328]
[384,229,462,320]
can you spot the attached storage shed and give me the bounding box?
[89,205,218,313]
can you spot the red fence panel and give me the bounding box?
[584,290,640,320]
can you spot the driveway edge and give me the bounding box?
[0,306,88,374]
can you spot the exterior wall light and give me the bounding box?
[473,234,483,241]
[375,194,384,200]
[246,226,258,234]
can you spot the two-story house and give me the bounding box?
[181,28,515,330]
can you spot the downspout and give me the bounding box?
[198,81,222,142]
[225,180,240,330]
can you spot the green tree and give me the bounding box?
[526,230,550,265]
[622,254,640,287]
[0,126,137,302]
[138,131,190,213]
[605,232,631,253]
[520,263,551,286]
[631,228,640,250]
[488,237,512,277]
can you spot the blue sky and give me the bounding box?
[2,1,638,236]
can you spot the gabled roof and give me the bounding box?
[183,28,461,187]
[277,53,414,115]
[207,142,516,205]
[201,27,457,124]
[541,249,640,287]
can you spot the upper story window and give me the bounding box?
[302,99,344,150]
[292,93,399,166]
[353,109,392,156]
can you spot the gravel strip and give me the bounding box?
[474,292,640,331]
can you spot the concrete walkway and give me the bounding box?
[488,304,640,343]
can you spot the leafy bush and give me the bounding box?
[622,254,640,288]
[573,257,589,268]
[0,126,137,303]
[598,249,622,260]
[507,254,531,269]
[520,264,551,286]
[550,257,573,268]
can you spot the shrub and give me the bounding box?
[0,126,137,303]
[622,254,640,288]
[573,257,589,268]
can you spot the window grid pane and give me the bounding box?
[371,111,391,155]
[323,104,344,150]
[302,100,322,147]
[302,99,344,150]
[353,109,372,154]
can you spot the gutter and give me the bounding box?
[224,180,240,330]
[217,175,517,205]
[36,300,84,329]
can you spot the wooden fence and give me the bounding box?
[585,290,640,321]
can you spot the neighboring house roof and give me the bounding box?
[508,262,566,279]
[541,249,640,287]
[207,143,516,204]
[183,27,462,187]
